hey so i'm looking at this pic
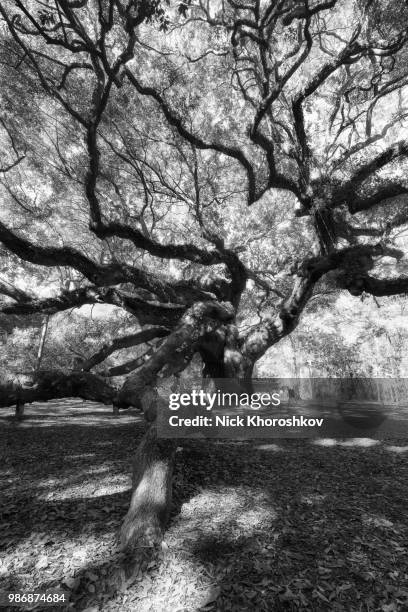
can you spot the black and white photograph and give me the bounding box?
[1,0,408,610]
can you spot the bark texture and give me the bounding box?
[15,401,25,421]
[0,370,116,408]
[120,425,176,551]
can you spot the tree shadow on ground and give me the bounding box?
[176,439,408,611]
[1,413,143,547]
[1,403,408,610]
[0,403,206,610]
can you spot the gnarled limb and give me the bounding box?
[123,68,260,204]
[0,279,31,302]
[241,243,401,362]
[342,274,408,297]
[0,369,116,408]
[82,326,169,371]
[117,300,235,409]
[0,286,185,326]
[0,221,214,304]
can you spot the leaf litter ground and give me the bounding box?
[0,401,408,611]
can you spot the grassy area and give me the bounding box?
[1,402,408,611]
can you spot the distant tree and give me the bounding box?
[1,0,408,550]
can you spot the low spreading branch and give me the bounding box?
[0,369,116,409]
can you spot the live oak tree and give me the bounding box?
[1,0,408,551]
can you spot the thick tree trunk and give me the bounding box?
[200,325,255,393]
[15,401,25,421]
[118,306,236,553]
[120,425,176,551]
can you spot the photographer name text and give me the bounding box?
[168,415,324,428]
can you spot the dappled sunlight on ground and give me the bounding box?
[1,527,120,600]
[1,402,408,610]
[361,514,395,529]
[385,444,408,453]
[338,438,380,447]
[119,488,278,612]
[313,437,380,447]
[39,473,131,502]
[0,399,143,428]
[300,493,327,505]
[313,437,408,450]
[254,443,284,452]
[174,487,277,537]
